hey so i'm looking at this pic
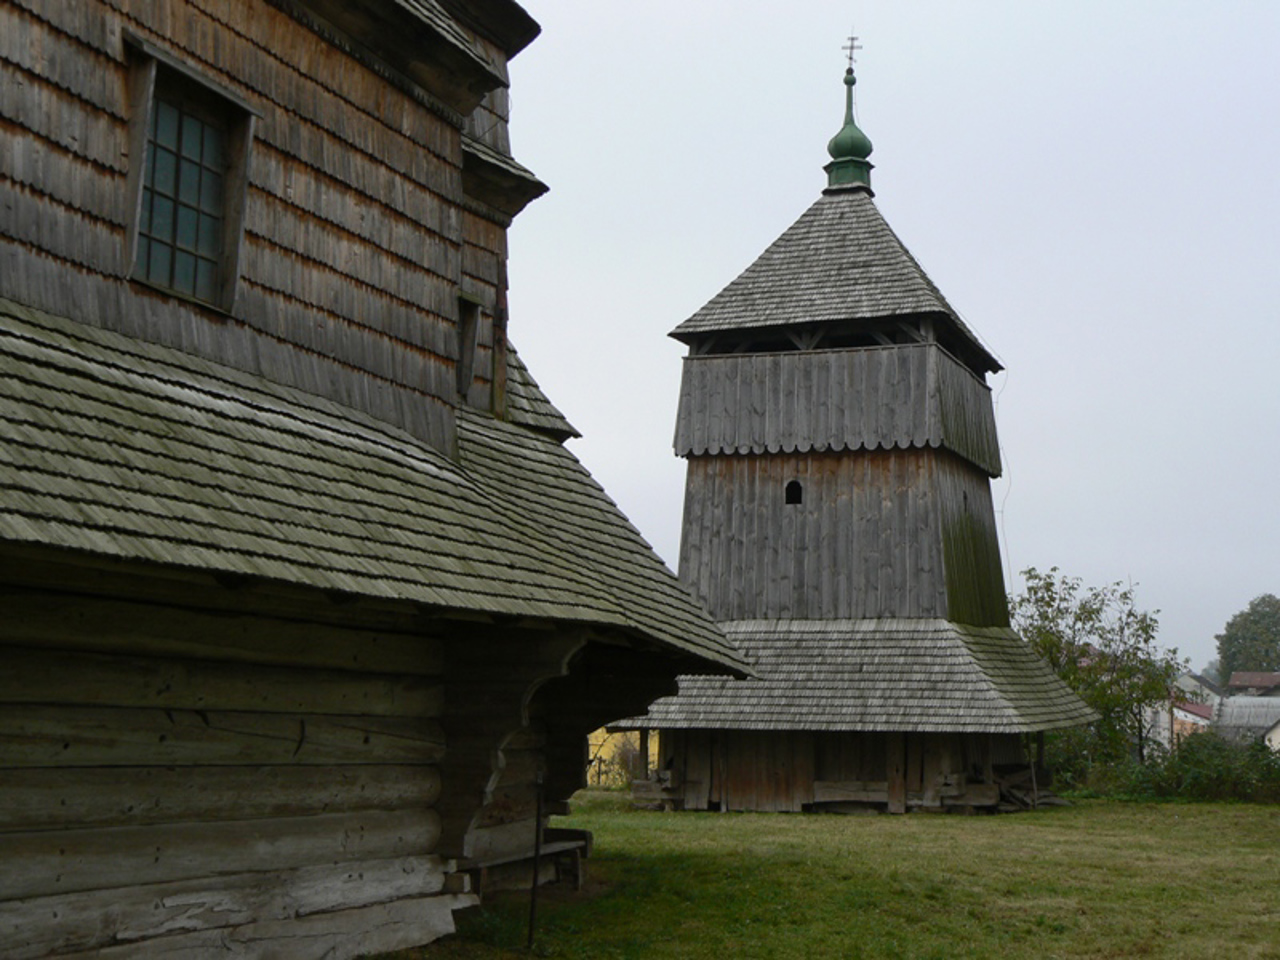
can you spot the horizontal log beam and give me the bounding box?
[53,893,476,960]
[1,855,454,959]
[0,705,445,767]
[2,808,442,900]
[813,780,890,804]
[0,589,444,675]
[0,764,441,832]
[0,646,442,717]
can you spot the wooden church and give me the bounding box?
[620,61,1094,814]
[0,1,749,956]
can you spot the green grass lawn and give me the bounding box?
[381,792,1280,959]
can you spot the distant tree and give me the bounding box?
[1010,567,1186,775]
[1216,594,1280,680]
[1201,659,1223,686]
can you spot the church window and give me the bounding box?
[785,480,803,505]
[126,35,256,312]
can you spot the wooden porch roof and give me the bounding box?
[0,297,747,675]
[617,618,1097,734]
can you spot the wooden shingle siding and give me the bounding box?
[0,0,492,453]
[0,180,124,276]
[504,345,578,438]
[0,60,129,172]
[0,134,129,228]
[674,343,1001,476]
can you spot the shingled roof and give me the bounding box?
[0,297,747,674]
[619,619,1097,734]
[669,190,1000,374]
[505,344,578,440]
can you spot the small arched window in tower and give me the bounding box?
[785,480,803,505]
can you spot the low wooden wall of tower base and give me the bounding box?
[0,580,471,960]
[654,729,1026,813]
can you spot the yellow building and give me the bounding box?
[586,728,652,788]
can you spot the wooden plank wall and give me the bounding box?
[937,453,1010,627]
[0,587,463,959]
[0,0,507,454]
[679,447,1008,625]
[680,448,943,622]
[814,731,887,783]
[673,344,1001,478]
[721,732,815,812]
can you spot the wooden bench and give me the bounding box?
[460,828,592,895]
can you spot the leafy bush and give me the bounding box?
[1011,567,1185,770]
[1097,732,1280,802]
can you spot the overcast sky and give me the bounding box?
[502,1,1280,672]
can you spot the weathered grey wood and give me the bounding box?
[2,808,442,900]
[1,855,453,959]
[674,345,1000,476]
[473,781,539,828]
[680,449,955,621]
[887,732,906,814]
[0,704,445,767]
[464,817,537,865]
[0,765,441,832]
[123,53,157,280]
[0,59,127,171]
[53,893,474,960]
[0,130,128,226]
[944,783,1000,807]
[0,646,443,717]
[0,0,470,451]
[812,780,890,804]
[0,589,445,675]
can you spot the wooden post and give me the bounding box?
[887,732,906,814]
[1027,734,1039,810]
[717,735,727,812]
[527,770,543,950]
[639,728,650,777]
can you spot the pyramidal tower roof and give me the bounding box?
[670,66,1001,375]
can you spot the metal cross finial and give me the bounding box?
[843,31,862,70]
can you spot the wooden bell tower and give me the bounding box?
[671,65,1009,629]
[621,54,1095,815]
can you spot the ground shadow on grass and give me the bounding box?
[375,798,1280,960]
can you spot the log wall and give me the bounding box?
[0,0,516,455]
[679,448,1008,625]
[0,583,464,959]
